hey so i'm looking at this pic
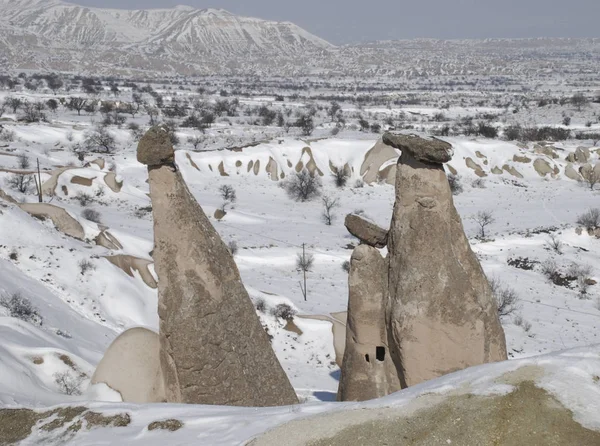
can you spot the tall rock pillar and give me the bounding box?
[138,126,298,407]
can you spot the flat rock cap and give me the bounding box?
[382,133,453,164]
[137,126,175,166]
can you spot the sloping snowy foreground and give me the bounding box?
[2,345,599,445]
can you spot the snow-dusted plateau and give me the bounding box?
[0,0,599,444]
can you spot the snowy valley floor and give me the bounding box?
[0,124,600,443]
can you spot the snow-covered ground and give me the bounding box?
[1,82,600,444]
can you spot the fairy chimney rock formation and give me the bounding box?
[384,132,507,388]
[138,126,298,407]
[344,214,388,248]
[337,245,401,401]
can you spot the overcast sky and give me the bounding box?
[69,0,599,44]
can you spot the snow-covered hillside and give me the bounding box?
[0,0,334,76]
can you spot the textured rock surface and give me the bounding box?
[142,138,298,406]
[137,126,175,166]
[337,245,400,401]
[251,373,600,446]
[344,214,388,248]
[91,328,165,403]
[382,133,452,164]
[386,138,507,387]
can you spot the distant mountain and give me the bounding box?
[0,0,335,75]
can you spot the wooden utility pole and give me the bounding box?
[300,243,307,302]
[36,158,43,203]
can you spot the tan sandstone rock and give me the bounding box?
[91,327,165,403]
[384,133,507,388]
[337,245,401,401]
[139,128,298,407]
[344,214,388,248]
[137,126,175,166]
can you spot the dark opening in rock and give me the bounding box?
[376,346,385,362]
[365,354,370,363]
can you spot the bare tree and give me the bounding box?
[321,195,339,225]
[68,97,87,116]
[582,167,600,190]
[473,210,495,239]
[4,97,22,113]
[571,93,589,111]
[83,127,116,153]
[187,135,204,150]
[219,185,237,203]
[283,169,322,202]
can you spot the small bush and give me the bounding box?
[296,252,315,272]
[78,259,96,276]
[448,174,463,195]
[0,292,42,326]
[321,195,339,225]
[283,169,322,202]
[228,240,238,255]
[489,277,519,317]
[332,166,350,188]
[54,371,83,396]
[6,173,33,193]
[471,178,486,189]
[353,179,365,188]
[82,208,102,223]
[255,298,266,313]
[545,234,563,255]
[134,205,152,219]
[577,208,600,230]
[270,303,297,320]
[219,185,237,203]
[74,192,94,207]
[9,249,18,261]
[342,260,350,273]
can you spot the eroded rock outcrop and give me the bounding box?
[339,134,507,401]
[337,245,400,401]
[138,126,298,407]
[344,214,388,248]
[91,327,165,403]
[385,133,507,387]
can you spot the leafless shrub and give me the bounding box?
[545,234,563,255]
[471,178,486,189]
[448,174,463,195]
[541,259,560,282]
[83,126,116,153]
[296,251,314,272]
[255,298,266,313]
[134,205,152,219]
[332,166,350,188]
[473,210,495,239]
[6,173,33,193]
[342,260,350,273]
[321,195,339,225]
[78,259,96,276]
[54,371,83,396]
[513,314,532,332]
[0,292,42,326]
[74,192,94,207]
[577,208,600,230]
[219,185,237,203]
[270,303,297,320]
[228,240,238,255]
[567,263,594,299]
[82,208,102,223]
[353,179,364,188]
[283,169,322,202]
[488,277,519,317]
